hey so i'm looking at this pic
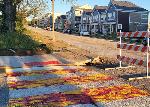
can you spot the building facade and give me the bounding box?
[80,9,92,32]
[91,5,108,34]
[57,15,67,31]
[37,0,149,35]
[66,4,92,32]
[104,0,149,34]
[83,0,149,35]
[37,13,61,29]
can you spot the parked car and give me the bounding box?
[45,27,50,31]
[63,29,72,34]
[80,31,90,36]
[142,38,150,46]
[68,29,72,34]
[63,29,67,33]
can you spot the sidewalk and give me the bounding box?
[0,54,66,67]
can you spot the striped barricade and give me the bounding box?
[117,43,148,52]
[117,55,146,67]
[117,30,150,78]
[117,31,148,38]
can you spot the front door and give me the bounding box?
[87,25,89,31]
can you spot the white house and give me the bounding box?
[66,4,92,32]
[80,9,92,32]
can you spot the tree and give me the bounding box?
[3,0,17,32]
[1,0,76,32]
[1,0,47,32]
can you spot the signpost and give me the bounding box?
[51,0,55,42]
[118,24,122,68]
[118,24,122,30]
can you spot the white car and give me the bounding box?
[80,31,90,36]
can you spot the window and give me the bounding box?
[101,14,106,21]
[108,13,112,19]
[113,12,115,17]
[95,15,98,21]
[96,25,98,29]
[141,13,148,19]
[83,17,86,21]
[108,12,115,20]
[92,25,94,29]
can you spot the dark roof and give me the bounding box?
[75,16,81,18]
[75,16,81,21]
[83,9,93,15]
[60,15,66,19]
[112,0,147,11]
[95,6,108,10]
[94,5,108,12]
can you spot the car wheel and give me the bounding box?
[142,40,147,46]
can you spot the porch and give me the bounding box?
[91,23,99,34]
[102,22,116,35]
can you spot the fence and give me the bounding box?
[117,30,150,78]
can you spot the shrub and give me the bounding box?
[0,32,39,49]
[15,14,26,33]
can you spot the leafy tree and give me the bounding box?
[1,0,76,32]
[1,0,47,32]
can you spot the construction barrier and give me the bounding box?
[117,43,148,52]
[117,30,150,78]
[117,55,146,67]
[117,31,148,38]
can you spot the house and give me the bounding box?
[74,16,81,32]
[50,13,62,29]
[57,15,67,31]
[80,9,92,32]
[104,0,149,34]
[55,16,60,30]
[91,5,108,34]
[66,4,92,32]
[37,13,61,29]
[37,13,51,28]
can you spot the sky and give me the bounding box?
[45,0,150,15]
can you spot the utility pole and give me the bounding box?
[51,0,55,42]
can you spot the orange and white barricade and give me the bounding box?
[117,30,150,79]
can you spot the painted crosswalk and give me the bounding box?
[6,59,150,107]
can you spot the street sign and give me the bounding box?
[118,24,122,30]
